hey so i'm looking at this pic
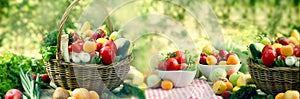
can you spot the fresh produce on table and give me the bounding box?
[158,50,197,71]
[199,47,240,65]
[161,80,173,90]
[0,52,46,97]
[249,29,300,67]
[52,87,100,99]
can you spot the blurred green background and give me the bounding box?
[0,0,299,73]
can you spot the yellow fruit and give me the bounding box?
[291,29,300,43]
[101,25,108,34]
[287,37,298,45]
[83,30,93,38]
[161,80,173,90]
[96,38,108,44]
[225,82,233,91]
[109,31,120,40]
[281,45,294,56]
[284,90,299,99]
[226,55,240,65]
[213,80,227,94]
[218,61,227,65]
[232,86,240,92]
[206,55,218,65]
[71,88,91,99]
[273,43,282,49]
[89,91,99,99]
[275,93,284,99]
[237,74,253,86]
[80,22,91,33]
[67,97,76,99]
[52,87,70,99]
[83,41,97,53]
[202,45,214,55]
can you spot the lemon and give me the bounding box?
[96,38,108,44]
[273,43,282,49]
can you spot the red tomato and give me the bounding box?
[261,49,276,67]
[71,42,83,53]
[262,45,275,54]
[178,63,187,70]
[102,40,117,53]
[100,46,116,65]
[165,58,179,70]
[95,43,103,51]
[170,51,186,64]
[158,62,166,70]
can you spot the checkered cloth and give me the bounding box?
[145,80,222,99]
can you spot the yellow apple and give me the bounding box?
[213,80,227,94]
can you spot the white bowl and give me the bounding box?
[157,70,196,87]
[198,64,241,80]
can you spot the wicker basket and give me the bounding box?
[248,59,300,95]
[44,0,133,93]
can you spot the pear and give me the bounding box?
[284,90,299,99]
[237,74,253,86]
[213,80,227,94]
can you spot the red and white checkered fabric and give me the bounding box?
[145,80,222,99]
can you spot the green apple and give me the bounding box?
[229,72,244,86]
[261,37,271,45]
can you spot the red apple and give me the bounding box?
[277,37,289,45]
[41,74,50,84]
[262,50,276,67]
[5,89,22,99]
[219,49,228,58]
[222,91,231,99]
[71,40,84,53]
[90,33,101,40]
[227,69,236,78]
[199,56,207,65]
[293,45,300,57]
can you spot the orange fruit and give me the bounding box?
[287,37,298,45]
[226,55,240,65]
[280,45,294,56]
[206,55,218,65]
[225,82,233,91]
[275,93,284,99]
[83,41,97,53]
[161,80,173,90]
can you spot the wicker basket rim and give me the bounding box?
[248,59,300,72]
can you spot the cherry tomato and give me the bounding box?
[165,58,179,70]
[100,46,116,65]
[158,62,166,70]
[170,51,186,64]
[178,63,187,70]
[261,49,276,67]
[102,40,117,53]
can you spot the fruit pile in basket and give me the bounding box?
[66,22,133,65]
[249,29,300,67]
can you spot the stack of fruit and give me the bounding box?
[67,22,133,65]
[144,73,175,90]
[52,87,99,99]
[249,29,300,67]
[199,45,240,65]
[212,71,254,98]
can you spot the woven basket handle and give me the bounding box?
[56,0,113,62]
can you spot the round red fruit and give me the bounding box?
[261,50,276,67]
[199,56,207,65]
[178,63,187,70]
[170,51,186,64]
[158,62,166,70]
[165,58,179,70]
[262,45,275,54]
[102,40,117,53]
[100,46,116,65]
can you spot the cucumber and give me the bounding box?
[249,43,262,60]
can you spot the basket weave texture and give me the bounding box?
[44,0,133,93]
[248,59,300,95]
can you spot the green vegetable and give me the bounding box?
[111,84,145,99]
[39,46,57,62]
[20,68,42,99]
[0,52,45,97]
[230,85,258,99]
[249,43,262,62]
[40,30,58,47]
[114,38,133,60]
